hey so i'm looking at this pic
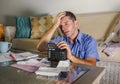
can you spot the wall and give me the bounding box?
[0,0,120,25]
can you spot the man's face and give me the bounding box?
[60,16,78,38]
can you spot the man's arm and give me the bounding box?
[36,24,58,51]
[56,41,97,66]
[36,12,66,51]
[69,56,96,66]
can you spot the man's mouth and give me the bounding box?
[64,31,69,35]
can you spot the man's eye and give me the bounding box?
[65,23,69,26]
[65,23,67,25]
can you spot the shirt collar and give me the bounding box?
[75,29,83,44]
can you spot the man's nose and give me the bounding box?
[62,25,67,30]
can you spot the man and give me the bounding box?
[37,11,99,66]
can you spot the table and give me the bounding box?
[0,62,105,84]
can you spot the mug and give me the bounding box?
[0,42,12,53]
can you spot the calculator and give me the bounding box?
[48,43,67,61]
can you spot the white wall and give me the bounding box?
[0,0,120,25]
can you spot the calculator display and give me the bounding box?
[48,43,67,61]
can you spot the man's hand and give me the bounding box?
[55,41,72,60]
[55,41,96,66]
[53,12,66,28]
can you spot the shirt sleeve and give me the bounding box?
[85,37,99,61]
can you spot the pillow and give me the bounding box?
[30,15,57,39]
[0,24,4,41]
[104,14,120,40]
[4,26,16,42]
[15,16,31,38]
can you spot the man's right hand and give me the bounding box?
[53,12,66,28]
[55,41,72,60]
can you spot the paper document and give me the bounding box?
[35,60,70,76]
[11,64,38,72]
[0,53,11,62]
[0,52,39,62]
[57,60,70,71]
[35,67,60,76]
[11,58,50,72]
[12,52,39,61]
[57,60,70,68]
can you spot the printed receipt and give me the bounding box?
[57,60,70,71]
[57,60,70,68]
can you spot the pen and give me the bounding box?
[9,54,16,61]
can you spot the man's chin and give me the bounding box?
[66,35,71,38]
[64,33,71,38]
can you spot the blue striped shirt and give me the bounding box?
[50,32,99,61]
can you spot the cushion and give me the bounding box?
[15,16,31,38]
[30,15,58,39]
[104,14,120,40]
[4,26,16,42]
[0,24,4,41]
[12,38,39,51]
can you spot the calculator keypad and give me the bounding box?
[48,50,66,61]
[48,43,67,61]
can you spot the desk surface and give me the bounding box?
[0,63,105,84]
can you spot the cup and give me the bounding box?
[0,42,12,53]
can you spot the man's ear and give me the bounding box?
[75,20,78,28]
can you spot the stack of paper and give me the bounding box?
[11,58,50,72]
[35,60,70,76]
[35,67,60,76]
[57,60,70,71]
[11,64,38,72]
